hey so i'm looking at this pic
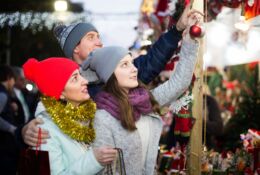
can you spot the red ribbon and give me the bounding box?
[35,128,42,156]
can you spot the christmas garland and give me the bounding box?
[41,96,96,144]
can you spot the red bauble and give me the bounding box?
[189,24,204,38]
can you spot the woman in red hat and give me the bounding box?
[23,57,117,174]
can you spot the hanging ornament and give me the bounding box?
[189,24,205,38]
[174,106,194,137]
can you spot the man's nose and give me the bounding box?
[95,38,103,47]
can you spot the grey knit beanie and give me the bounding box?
[87,46,129,83]
[53,23,98,58]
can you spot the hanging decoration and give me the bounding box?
[0,11,92,31]
[41,96,96,144]
[172,74,196,141]
[154,0,169,25]
[189,24,205,38]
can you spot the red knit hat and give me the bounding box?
[23,57,79,100]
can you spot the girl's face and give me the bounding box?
[61,69,89,106]
[114,54,138,92]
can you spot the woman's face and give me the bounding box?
[114,54,138,92]
[61,69,89,106]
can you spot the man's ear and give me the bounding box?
[74,45,80,54]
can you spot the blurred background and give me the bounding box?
[0,0,259,67]
[0,1,259,173]
[0,0,142,65]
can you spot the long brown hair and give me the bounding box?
[103,74,160,131]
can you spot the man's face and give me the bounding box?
[73,31,103,64]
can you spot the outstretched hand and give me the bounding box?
[176,3,204,31]
[22,118,50,146]
[182,8,204,41]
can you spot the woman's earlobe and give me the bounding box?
[60,94,65,100]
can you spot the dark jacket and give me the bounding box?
[0,84,22,174]
[134,26,182,84]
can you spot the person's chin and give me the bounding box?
[83,94,90,100]
[131,82,139,88]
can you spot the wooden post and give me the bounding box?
[187,0,204,174]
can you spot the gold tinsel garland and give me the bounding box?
[41,96,96,144]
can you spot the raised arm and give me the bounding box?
[134,26,182,84]
[134,4,202,84]
[151,35,199,106]
[151,8,203,106]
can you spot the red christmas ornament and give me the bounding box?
[189,24,204,38]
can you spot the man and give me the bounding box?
[21,4,201,148]
[12,66,32,123]
[0,65,22,174]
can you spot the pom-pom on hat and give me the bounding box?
[23,57,79,100]
[53,23,98,58]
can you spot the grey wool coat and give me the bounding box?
[93,39,199,175]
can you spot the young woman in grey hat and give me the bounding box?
[86,16,201,174]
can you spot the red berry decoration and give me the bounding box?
[189,24,204,38]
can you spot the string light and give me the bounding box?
[54,0,68,12]
[0,12,92,30]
